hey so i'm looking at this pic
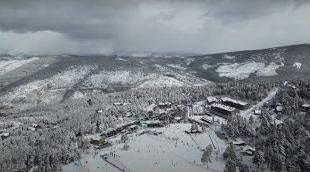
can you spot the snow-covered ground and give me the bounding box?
[1,65,95,107]
[138,74,185,88]
[153,64,172,73]
[216,61,284,80]
[82,70,146,88]
[62,123,227,172]
[256,62,284,76]
[0,57,39,76]
[239,87,278,119]
[216,62,265,80]
[167,64,187,71]
[202,64,213,70]
[137,73,212,88]
[222,55,235,60]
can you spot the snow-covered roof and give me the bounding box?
[174,116,182,120]
[145,104,157,112]
[128,125,138,129]
[288,84,297,89]
[254,109,262,114]
[192,105,205,114]
[143,120,163,125]
[221,97,248,106]
[0,132,9,137]
[207,96,217,103]
[230,138,246,145]
[301,104,310,108]
[31,123,39,128]
[158,102,172,106]
[116,121,137,128]
[211,103,236,112]
[276,106,283,112]
[241,145,255,152]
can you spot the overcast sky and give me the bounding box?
[0,0,309,55]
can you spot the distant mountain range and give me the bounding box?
[1,44,310,110]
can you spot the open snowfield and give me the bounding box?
[256,62,284,76]
[0,57,39,76]
[0,65,95,107]
[216,62,265,80]
[82,70,146,88]
[62,124,227,172]
[216,61,284,80]
[137,74,186,88]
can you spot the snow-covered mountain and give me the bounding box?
[1,44,310,110]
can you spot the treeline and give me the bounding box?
[0,81,277,171]
[222,80,310,172]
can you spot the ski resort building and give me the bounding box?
[158,102,172,109]
[192,104,206,115]
[221,97,249,110]
[254,109,262,115]
[301,104,310,112]
[207,96,218,104]
[210,103,237,118]
[101,121,140,138]
[143,120,164,128]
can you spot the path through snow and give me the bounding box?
[239,87,278,119]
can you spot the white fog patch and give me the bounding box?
[216,62,265,80]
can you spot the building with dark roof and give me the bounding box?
[221,97,249,110]
[210,103,238,118]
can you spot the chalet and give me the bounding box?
[113,103,123,106]
[90,138,111,149]
[96,109,104,113]
[188,116,209,126]
[288,84,297,89]
[192,104,205,115]
[301,104,310,112]
[128,125,138,132]
[101,128,117,138]
[143,120,164,128]
[230,138,247,146]
[158,102,172,109]
[210,103,237,118]
[101,121,139,137]
[275,103,283,113]
[173,116,182,123]
[146,104,157,113]
[207,96,218,104]
[254,109,262,115]
[221,97,249,110]
[0,132,9,140]
[241,146,256,156]
[28,123,42,131]
[200,117,213,124]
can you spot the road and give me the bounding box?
[239,87,278,119]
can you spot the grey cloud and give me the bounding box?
[0,0,309,54]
